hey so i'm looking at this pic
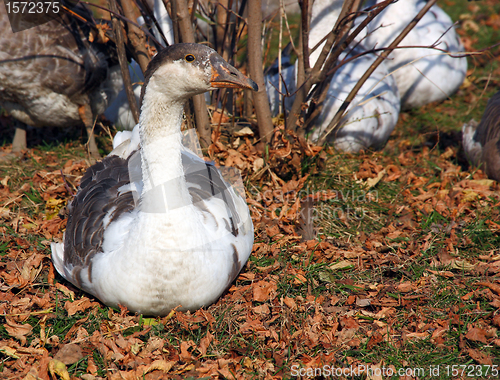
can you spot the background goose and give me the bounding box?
[359,0,467,109]
[462,91,500,182]
[51,44,257,316]
[0,5,123,157]
[266,0,400,152]
[104,60,144,131]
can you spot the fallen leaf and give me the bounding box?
[329,260,355,271]
[234,127,254,137]
[282,296,297,310]
[48,359,70,380]
[4,317,33,345]
[198,331,213,356]
[365,169,387,189]
[53,344,83,365]
[144,359,175,374]
[467,348,493,365]
[0,346,19,359]
[465,327,488,343]
[252,280,277,302]
[64,298,98,316]
[356,298,371,307]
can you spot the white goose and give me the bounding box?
[266,0,400,152]
[51,44,257,315]
[359,0,467,109]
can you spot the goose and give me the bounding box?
[359,0,467,110]
[0,5,123,157]
[104,0,215,131]
[265,0,400,152]
[51,43,257,316]
[462,91,500,182]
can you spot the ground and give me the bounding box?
[1,0,500,379]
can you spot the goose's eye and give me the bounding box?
[185,54,195,62]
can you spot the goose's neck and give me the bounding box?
[138,90,191,210]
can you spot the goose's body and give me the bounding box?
[360,0,467,109]
[265,0,400,152]
[51,44,257,315]
[308,51,400,152]
[462,91,500,182]
[0,6,123,155]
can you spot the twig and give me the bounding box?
[173,0,212,148]
[60,169,75,197]
[247,0,274,144]
[79,0,161,45]
[119,0,150,73]
[107,0,140,125]
[285,0,360,133]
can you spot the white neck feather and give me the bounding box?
[138,81,192,212]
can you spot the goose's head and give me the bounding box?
[140,43,258,105]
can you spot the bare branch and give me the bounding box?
[304,0,394,132]
[136,0,171,46]
[173,0,212,148]
[285,0,360,133]
[119,0,150,73]
[107,0,140,125]
[300,0,310,74]
[80,0,161,46]
[247,0,274,144]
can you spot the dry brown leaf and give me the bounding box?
[53,344,83,365]
[144,359,175,374]
[477,281,500,295]
[397,282,413,293]
[198,332,213,357]
[64,298,99,316]
[465,327,488,343]
[282,296,297,311]
[467,348,493,365]
[180,341,194,362]
[4,316,33,345]
[252,304,270,316]
[252,280,277,302]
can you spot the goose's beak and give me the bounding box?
[210,54,258,91]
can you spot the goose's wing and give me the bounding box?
[462,120,481,166]
[181,148,253,287]
[52,154,136,289]
[182,149,243,237]
[468,91,500,181]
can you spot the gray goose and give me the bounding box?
[0,5,123,157]
[51,43,257,315]
[463,91,500,182]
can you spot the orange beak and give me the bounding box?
[210,54,258,91]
